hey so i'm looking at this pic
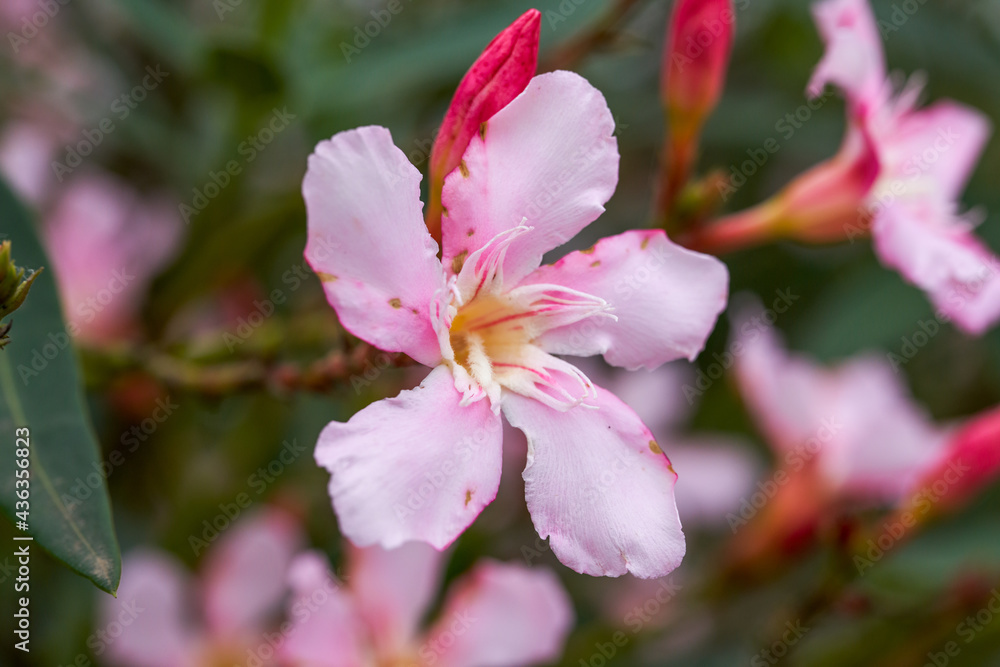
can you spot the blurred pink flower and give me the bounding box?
[43,171,183,343]
[98,508,303,667]
[733,307,948,504]
[279,542,572,667]
[694,0,999,335]
[808,0,1000,335]
[305,67,728,577]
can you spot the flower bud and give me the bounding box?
[905,406,1000,520]
[426,9,541,241]
[663,0,735,123]
[659,0,735,222]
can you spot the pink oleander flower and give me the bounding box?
[733,307,948,504]
[97,508,303,667]
[425,9,541,241]
[696,0,1000,335]
[305,65,729,575]
[809,0,1000,335]
[43,171,183,343]
[279,542,572,667]
[725,306,951,574]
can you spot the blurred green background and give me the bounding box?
[2,0,1000,665]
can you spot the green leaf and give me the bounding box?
[0,180,121,595]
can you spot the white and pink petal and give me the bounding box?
[315,365,503,550]
[304,126,446,366]
[441,71,619,284]
[524,230,729,370]
[503,384,686,578]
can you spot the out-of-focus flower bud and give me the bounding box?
[425,9,541,242]
[900,406,1000,522]
[659,0,735,221]
[0,240,43,348]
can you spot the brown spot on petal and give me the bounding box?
[667,463,676,475]
[458,160,470,178]
[649,440,662,454]
[465,489,473,506]
[467,228,475,237]
[581,245,596,255]
[411,307,419,314]
[479,122,488,141]
[640,237,651,250]
[316,272,338,283]
[389,298,402,309]
[442,206,449,218]
[590,260,601,268]
[452,249,468,274]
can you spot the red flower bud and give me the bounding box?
[909,406,1000,518]
[663,0,735,121]
[426,9,541,242]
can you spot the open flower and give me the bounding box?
[97,508,303,667]
[693,0,999,335]
[809,0,1000,334]
[305,64,729,577]
[279,542,572,666]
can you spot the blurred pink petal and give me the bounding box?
[43,172,182,343]
[806,0,885,111]
[425,561,573,667]
[303,126,446,367]
[279,551,368,667]
[441,71,619,286]
[315,365,503,550]
[873,202,1000,335]
[201,507,304,639]
[523,230,728,369]
[670,437,760,525]
[733,307,947,503]
[0,121,58,205]
[99,550,201,667]
[505,384,685,578]
[348,542,444,658]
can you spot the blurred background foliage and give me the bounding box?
[2,0,1000,665]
